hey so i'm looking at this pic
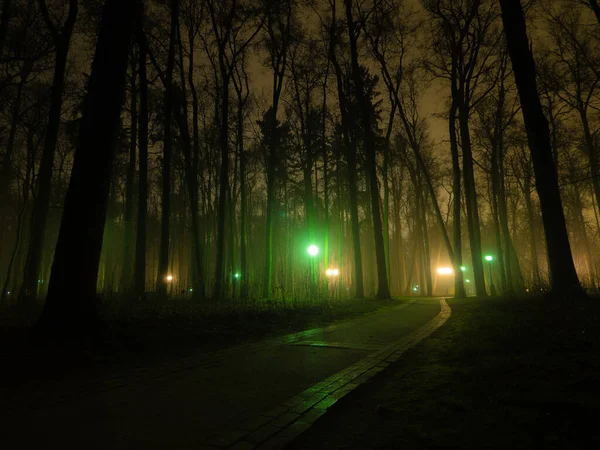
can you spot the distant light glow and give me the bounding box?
[413,285,419,292]
[234,273,240,279]
[307,245,319,256]
[437,267,454,275]
[460,266,466,272]
[166,275,173,282]
[189,288,193,292]
[326,268,340,277]
[466,279,471,283]
[485,255,494,262]
[6,291,10,295]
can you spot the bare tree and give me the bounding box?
[499,0,583,296]
[37,0,135,337]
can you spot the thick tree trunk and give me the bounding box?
[21,1,78,304]
[588,0,600,24]
[449,102,466,298]
[0,0,11,57]
[36,0,134,337]
[500,0,582,296]
[134,31,148,297]
[458,105,486,296]
[344,0,389,299]
[157,0,178,298]
[122,56,137,292]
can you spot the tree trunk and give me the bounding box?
[344,0,389,299]
[449,102,466,298]
[457,104,486,296]
[214,60,230,300]
[157,0,178,298]
[21,0,78,304]
[0,0,11,57]
[134,30,148,297]
[490,141,507,292]
[36,0,135,337]
[500,0,582,296]
[122,54,137,292]
[176,20,204,300]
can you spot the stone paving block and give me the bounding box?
[291,391,329,414]
[209,429,249,447]
[239,414,273,431]
[276,420,311,439]
[282,395,305,407]
[270,411,300,428]
[255,433,296,450]
[351,372,375,385]
[299,386,323,397]
[228,440,256,450]
[245,424,282,444]
[260,405,289,418]
[314,395,338,410]
[310,380,331,391]
[298,406,327,425]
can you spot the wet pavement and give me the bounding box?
[1,298,443,449]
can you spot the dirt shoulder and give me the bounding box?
[288,296,600,450]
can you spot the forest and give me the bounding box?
[0,0,599,334]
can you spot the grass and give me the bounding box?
[0,295,407,382]
[289,295,600,450]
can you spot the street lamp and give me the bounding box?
[484,255,496,296]
[307,244,319,257]
[326,268,340,277]
[234,272,240,279]
[166,274,173,282]
[460,266,466,272]
[436,267,454,275]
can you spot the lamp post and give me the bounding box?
[484,255,496,296]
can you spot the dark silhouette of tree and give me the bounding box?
[423,0,499,297]
[499,0,583,296]
[344,0,390,299]
[156,0,178,298]
[37,0,135,336]
[134,29,149,297]
[21,0,78,304]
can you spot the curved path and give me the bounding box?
[1,298,449,450]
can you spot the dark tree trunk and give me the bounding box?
[0,0,11,57]
[134,30,148,297]
[176,20,204,300]
[588,0,600,24]
[344,0,389,299]
[214,67,230,301]
[36,0,135,337]
[490,141,507,292]
[500,0,582,296]
[157,0,178,298]
[0,67,28,199]
[449,102,466,298]
[457,104,486,296]
[122,53,137,292]
[21,0,78,304]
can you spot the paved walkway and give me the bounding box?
[1,298,448,450]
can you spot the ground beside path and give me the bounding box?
[288,296,600,450]
[0,297,442,449]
